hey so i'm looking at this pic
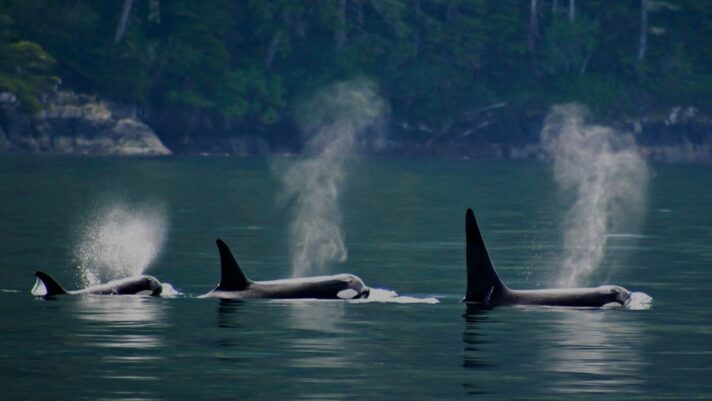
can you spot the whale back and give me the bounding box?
[215,239,250,291]
[464,209,506,303]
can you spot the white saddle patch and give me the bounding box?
[337,289,358,299]
[31,278,48,296]
[602,302,623,308]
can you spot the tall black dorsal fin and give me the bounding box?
[464,209,506,303]
[34,271,69,296]
[215,239,250,291]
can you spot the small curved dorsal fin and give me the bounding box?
[464,209,506,303]
[215,239,250,291]
[34,271,69,296]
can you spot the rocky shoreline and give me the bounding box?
[0,91,170,156]
[387,105,712,163]
[1,90,710,163]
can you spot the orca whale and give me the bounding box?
[200,239,370,300]
[32,271,163,297]
[463,209,631,307]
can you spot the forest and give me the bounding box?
[0,0,710,151]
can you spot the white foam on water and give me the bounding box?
[625,291,653,310]
[159,283,182,297]
[259,288,439,304]
[605,233,647,239]
[351,288,440,304]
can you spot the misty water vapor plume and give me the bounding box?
[281,79,387,277]
[75,201,168,287]
[541,104,648,287]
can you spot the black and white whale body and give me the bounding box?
[33,271,163,297]
[463,209,631,307]
[201,239,370,300]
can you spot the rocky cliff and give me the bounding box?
[0,91,170,156]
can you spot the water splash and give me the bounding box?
[625,291,653,310]
[158,283,181,297]
[280,79,388,277]
[541,104,648,287]
[270,288,439,304]
[350,288,440,304]
[75,202,168,287]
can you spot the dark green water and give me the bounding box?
[1,156,711,400]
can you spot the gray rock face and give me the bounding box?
[0,91,171,155]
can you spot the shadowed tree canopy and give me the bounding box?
[0,0,709,140]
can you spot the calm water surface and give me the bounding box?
[1,156,711,400]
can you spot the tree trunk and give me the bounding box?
[413,0,421,58]
[265,31,283,69]
[568,0,575,22]
[579,53,592,75]
[354,0,364,26]
[527,0,538,54]
[446,3,457,24]
[335,0,347,49]
[114,0,133,44]
[148,0,161,24]
[638,0,648,61]
[528,0,541,77]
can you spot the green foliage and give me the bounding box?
[0,13,57,112]
[550,73,632,110]
[541,17,599,76]
[0,0,709,131]
[220,67,286,124]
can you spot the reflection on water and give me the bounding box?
[286,301,360,398]
[461,305,647,398]
[70,296,168,400]
[461,304,499,397]
[216,299,245,329]
[285,301,352,374]
[284,300,348,334]
[74,295,166,327]
[462,304,494,370]
[545,310,645,394]
[212,299,358,400]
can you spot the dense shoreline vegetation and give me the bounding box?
[0,1,710,154]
